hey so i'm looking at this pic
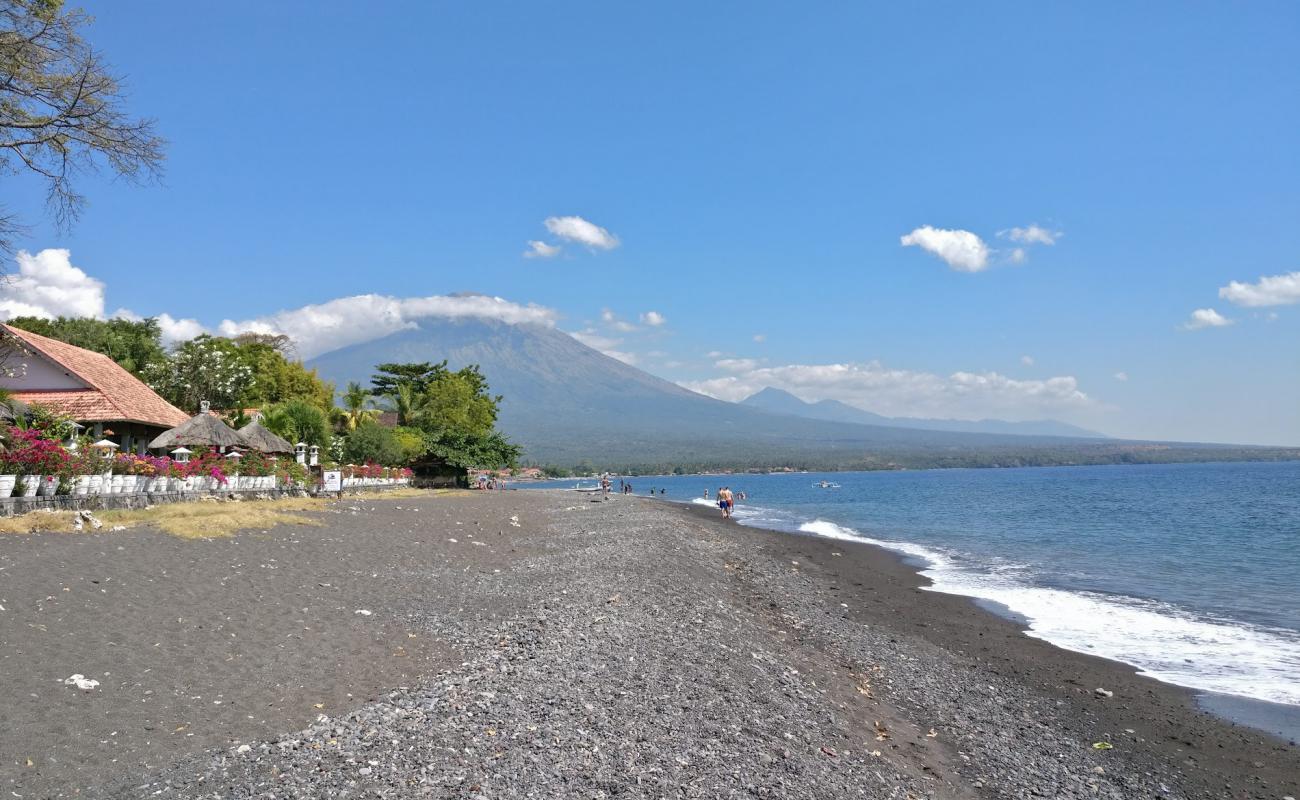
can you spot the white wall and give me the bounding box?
[0,345,88,391]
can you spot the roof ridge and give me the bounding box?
[3,324,98,389]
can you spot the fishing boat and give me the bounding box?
[814,480,841,489]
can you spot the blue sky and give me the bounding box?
[2,2,1298,444]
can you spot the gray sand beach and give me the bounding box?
[1,490,1295,799]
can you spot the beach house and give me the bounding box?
[0,324,189,452]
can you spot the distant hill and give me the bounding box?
[741,387,1107,439]
[306,316,1292,471]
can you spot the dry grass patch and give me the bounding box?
[0,496,332,539]
[0,511,78,535]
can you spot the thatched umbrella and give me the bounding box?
[148,401,245,450]
[237,419,294,455]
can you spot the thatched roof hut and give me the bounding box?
[148,401,245,450]
[237,419,294,455]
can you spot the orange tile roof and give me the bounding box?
[3,325,190,429]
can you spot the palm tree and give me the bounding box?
[338,382,379,431]
[384,383,425,427]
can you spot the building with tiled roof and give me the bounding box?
[1,324,189,452]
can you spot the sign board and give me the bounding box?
[322,470,342,492]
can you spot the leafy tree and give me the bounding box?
[229,334,333,411]
[370,361,446,397]
[261,399,330,447]
[390,425,427,462]
[412,369,499,438]
[4,315,166,375]
[144,336,253,413]
[420,427,520,470]
[0,0,165,254]
[341,421,404,466]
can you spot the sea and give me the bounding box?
[524,461,1300,739]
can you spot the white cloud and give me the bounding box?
[1020,355,1035,366]
[680,360,1093,420]
[597,308,637,332]
[1000,225,1061,246]
[706,350,725,359]
[112,307,208,347]
[640,310,666,327]
[900,226,990,272]
[544,215,620,250]
[0,249,106,320]
[1218,271,1300,307]
[714,357,760,372]
[0,250,563,360]
[752,334,766,343]
[216,294,558,359]
[1114,371,1129,382]
[156,313,209,346]
[1183,308,1233,330]
[523,240,561,259]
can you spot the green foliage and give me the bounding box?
[334,381,378,431]
[5,316,167,375]
[390,426,427,462]
[420,428,521,470]
[140,332,332,415]
[370,361,447,397]
[341,421,404,466]
[231,333,333,411]
[414,369,499,438]
[261,399,330,447]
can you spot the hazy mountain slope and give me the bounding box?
[305,318,1107,465]
[742,387,1106,438]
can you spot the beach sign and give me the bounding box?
[323,470,342,492]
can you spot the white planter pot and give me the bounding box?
[182,476,195,492]
[20,477,40,497]
[110,475,127,494]
[39,475,61,496]
[88,475,104,494]
[167,477,182,492]
[100,472,113,494]
[151,476,166,493]
[134,475,148,493]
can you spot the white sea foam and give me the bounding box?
[794,519,1300,707]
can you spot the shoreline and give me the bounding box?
[662,497,1298,793]
[1,490,1295,798]
[662,494,1300,743]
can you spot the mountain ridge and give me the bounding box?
[304,316,1290,470]
[740,386,1106,438]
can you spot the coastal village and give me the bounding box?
[0,322,490,517]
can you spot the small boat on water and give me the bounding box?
[814,480,841,489]
[573,482,603,493]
